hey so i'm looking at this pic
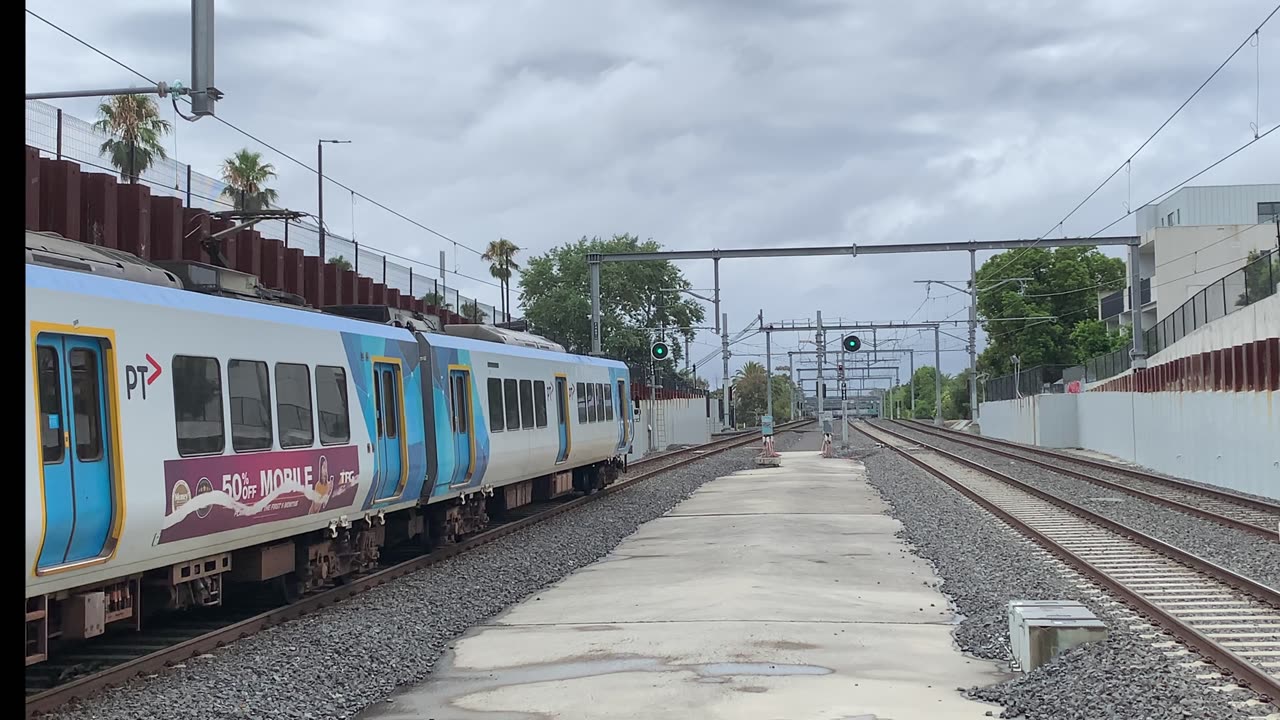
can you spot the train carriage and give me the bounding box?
[24,232,632,665]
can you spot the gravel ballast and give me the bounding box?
[43,430,813,720]
[843,427,1271,720]
[883,421,1280,591]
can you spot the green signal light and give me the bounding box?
[842,335,861,352]
[651,341,670,360]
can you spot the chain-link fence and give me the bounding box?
[25,99,508,325]
[983,364,1071,402]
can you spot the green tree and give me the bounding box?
[976,247,1126,377]
[328,255,352,271]
[420,291,451,310]
[1068,320,1130,361]
[1235,249,1279,308]
[482,238,521,321]
[219,149,279,210]
[459,300,488,323]
[731,363,795,426]
[93,94,171,184]
[676,368,709,391]
[518,234,706,376]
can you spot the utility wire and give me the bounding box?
[1089,124,1278,237]
[25,8,491,265]
[985,3,1280,277]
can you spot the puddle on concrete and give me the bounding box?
[360,650,836,719]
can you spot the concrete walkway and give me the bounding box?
[363,452,1008,719]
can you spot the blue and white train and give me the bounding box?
[24,231,634,665]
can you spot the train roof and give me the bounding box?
[26,261,413,343]
[27,256,627,370]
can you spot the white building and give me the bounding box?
[1101,184,1280,331]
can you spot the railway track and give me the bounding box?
[899,419,1280,540]
[25,420,810,718]
[851,419,1280,706]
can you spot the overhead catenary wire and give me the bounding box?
[984,3,1280,278]
[25,8,493,267]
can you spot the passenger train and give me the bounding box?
[24,231,634,665]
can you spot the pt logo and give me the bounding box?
[126,354,162,399]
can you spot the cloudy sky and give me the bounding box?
[24,0,1278,385]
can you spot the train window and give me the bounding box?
[577,382,587,423]
[504,378,520,429]
[173,355,225,456]
[37,346,64,464]
[533,380,548,428]
[452,373,470,429]
[519,380,535,429]
[586,383,597,423]
[68,349,104,461]
[382,369,399,439]
[595,383,605,422]
[487,378,504,432]
[604,384,614,421]
[275,363,313,448]
[229,359,273,452]
[316,366,351,445]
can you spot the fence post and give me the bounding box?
[354,241,359,275]
[382,254,387,284]
[185,164,193,207]
[284,219,289,249]
[55,108,63,160]
[409,267,414,297]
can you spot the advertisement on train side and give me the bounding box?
[156,446,361,544]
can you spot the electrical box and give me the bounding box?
[63,591,106,640]
[1008,600,1107,672]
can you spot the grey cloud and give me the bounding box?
[24,0,1279,381]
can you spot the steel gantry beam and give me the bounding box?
[586,236,1147,417]
[764,320,945,426]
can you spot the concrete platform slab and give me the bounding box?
[361,451,1008,720]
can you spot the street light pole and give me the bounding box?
[317,139,351,263]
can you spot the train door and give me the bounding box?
[448,368,474,486]
[616,379,628,446]
[554,375,570,463]
[34,332,117,571]
[372,361,406,501]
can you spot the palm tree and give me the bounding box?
[328,255,352,271]
[481,238,521,321]
[733,361,768,384]
[459,300,487,324]
[420,291,450,310]
[93,95,171,184]
[220,149,279,211]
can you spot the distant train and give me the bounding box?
[24,231,634,665]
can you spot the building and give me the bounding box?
[1101,184,1280,331]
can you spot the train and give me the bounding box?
[24,231,635,666]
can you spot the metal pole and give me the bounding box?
[317,142,325,262]
[440,250,448,323]
[382,254,387,284]
[712,257,721,335]
[720,312,730,430]
[816,310,825,420]
[765,326,773,427]
[55,109,62,160]
[26,85,180,101]
[934,326,943,426]
[1128,243,1147,368]
[910,349,916,417]
[842,397,848,447]
[354,241,359,275]
[185,164,193,207]
[589,259,602,355]
[408,267,414,297]
[969,249,979,423]
[894,367,900,419]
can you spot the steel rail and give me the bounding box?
[26,419,811,718]
[850,420,1280,702]
[895,420,1280,540]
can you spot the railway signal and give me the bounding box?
[842,334,861,352]
[651,341,670,361]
